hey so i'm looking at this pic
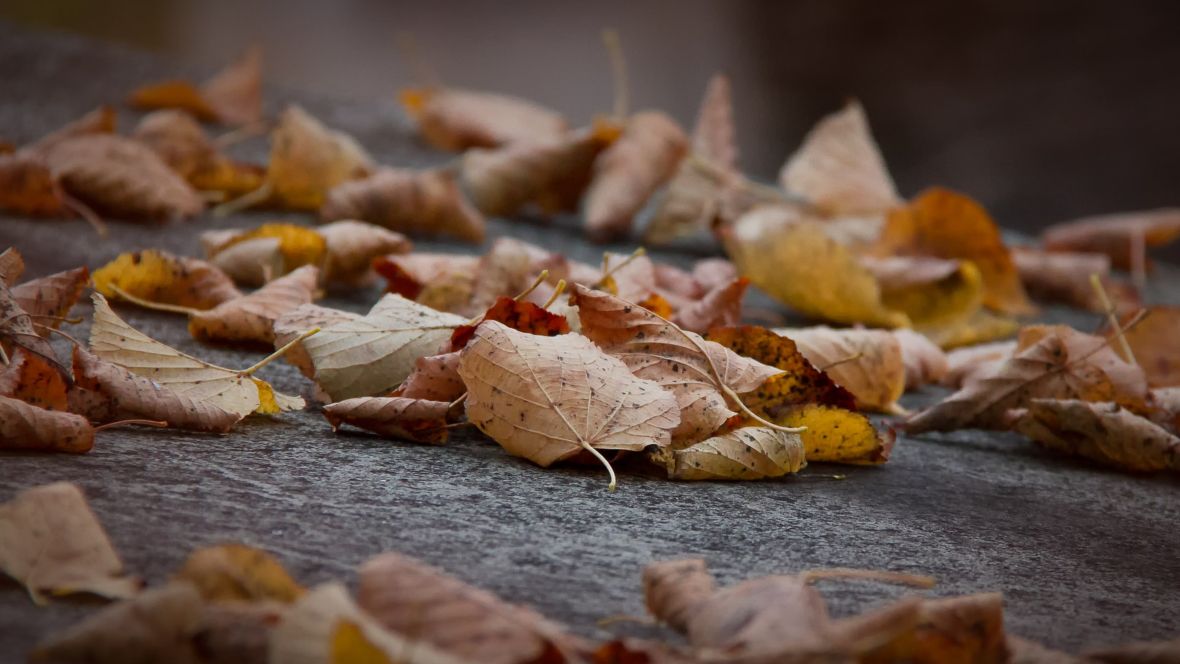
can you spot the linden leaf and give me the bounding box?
[301,293,466,401]
[775,327,907,413]
[1012,247,1115,311]
[132,109,264,196]
[1042,208,1180,269]
[89,293,303,418]
[692,73,738,172]
[583,111,688,241]
[1,279,63,373]
[320,168,486,243]
[273,304,361,382]
[185,265,320,345]
[26,105,118,154]
[860,593,1007,663]
[0,348,68,411]
[318,220,412,287]
[373,253,479,303]
[10,265,89,335]
[93,249,242,310]
[1118,306,1180,387]
[777,403,896,465]
[0,394,92,453]
[357,551,587,664]
[0,151,69,217]
[392,351,465,403]
[893,328,948,390]
[0,246,25,285]
[450,296,570,350]
[942,341,1017,390]
[920,307,1020,350]
[400,86,567,151]
[173,543,304,604]
[651,426,805,480]
[129,46,262,125]
[860,255,985,331]
[1012,399,1180,472]
[323,397,450,444]
[0,482,141,604]
[672,277,747,335]
[266,105,375,211]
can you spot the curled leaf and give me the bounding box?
[859,593,1007,663]
[1013,399,1180,472]
[1117,306,1180,387]
[0,394,91,453]
[10,265,89,334]
[400,86,567,151]
[323,397,450,444]
[27,105,118,154]
[393,351,465,402]
[1042,208,1180,269]
[266,105,375,211]
[186,265,320,345]
[1012,247,1117,311]
[691,73,737,172]
[129,46,262,125]
[273,304,360,381]
[942,340,1016,390]
[0,151,68,217]
[321,168,486,243]
[93,249,242,310]
[373,253,479,303]
[132,109,264,196]
[776,326,906,413]
[0,348,68,411]
[671,277,747,335]
[893,328,948,390]
[318,219,412,286]
[450,296,570,350]
[651,426,805,480]
[173,543,304,603]
[0,246,25,285]
[775,403,896,465]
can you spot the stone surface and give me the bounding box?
[1,21,1179,660]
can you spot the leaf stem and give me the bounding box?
[592,247,646,289]
[581,440,618,492]
[211,180,273,217]
[541,279,567,310]
[1090,273,1136,365]
[602,28,629,120]
[240,327,320,376]
[107,284,203,317]
[61,193,108,238]
[94,419,168,432]
[800,567,936,589]
[512,269,549,302]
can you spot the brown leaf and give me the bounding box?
[650,426,805,480]
[778,100,900,215]
[357,550,587,664]
[1,279,63,373]
[373,253,479,303]
[400,86,567,151]
[1117,306,1180,387]
[266,105,375,211]
[892,329,948,390]
[672,277,747,334]
[859,593,1007,663]
[642,158,741,246]
[776,326,907,413]
[871,187,1034,316]
[0,347,69,411]
[26,105,117,154]
[72,347,242,433]
[458,321,680,472]
[584,111,688,241]
[0,246,25,285]
[393,351,466,402]
[41,134,204,220]
[0,151,69,216]
[652,263,701,301]
[907,325,1148,434]
[321,167,486,243]
[132,109,263,197]
[1006,635,1080,664]
[462,123,619,217]
[187,265,320,345]
[173,543,304,604]
[571,284,780,446]
[273,304,360,382]
[1012,399,1180,472]
[324,397,450,444]
[93,249,243,310]
[11,265,89,334]
[1012,247,1118,311]
[201,223,326,287]
[691,258,737,293]
[0,482,141,604]
[318,219,412,286]
[941,341,1017,389]
[0,394,92,453]
[464,238,555,315]
[1084,636,1180,663]
[692,74,738,172]
[450,297,571,350]
[1042,208,1180,269]
[129,46,262,125]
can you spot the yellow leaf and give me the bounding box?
[918,308,1019,350]
[92,250,241,310]
[173,543,304,603]
[217,222,327,272]
[332,622,392,664]
[268,105,374,211]
[774,403,894,465]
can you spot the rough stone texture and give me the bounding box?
[1,22,1179,660]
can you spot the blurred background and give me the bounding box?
[3,0,1177,233]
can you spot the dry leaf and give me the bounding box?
[173,544,304,604]
[724,206,910,328]
[942,340,1016,390]
[583,111,688,241]
[266,105,375,211]
[571,284,780,446]
[0,151,69,217]
[450,296,571,350]
[921,307,1020,350]
[692,73,738,172]
[186,265,320,345]
[1012,399,1180,472]
[393,351,465,402]
[859,593,1007,664]
[27,105,118,154]
[373,253,479,303]
[0,482,141,604]
[129,46,262,125]
[651,426,805,480]
[208,237,286,287]
[202,223,326,287]
[323,397,450,444]
[0,394,92,453]
[0,246,25,285]
[860,255,986,332]
[1,279,63,373]
[1042,208,1180,269]
[907,325,1148,434]
[41,134,204,220]
[72,346,242,433]
[90,293,304,417]
[318,219,412,286]
[357,550,585,664]
[0,348,68,411]
[458,320,680,471]
[1118,306,1180,387]
[321,167,486,243]
[1006,635,1080,664]
[463,238,554,315]
[132,109,264,197]
[671,277,747,334]
[1084,636,1180,663]
[776,326,907,413]
[93,249,243,310]
[301,293,465,401]
[11,265,89,335]
[692,258,738,292]
[400,86,567,151]
[779,100,900,215]
[462,123,619,217]
[871,188,1035,315]
[1012,247,1115,311]
[775,402,896,465]
[273,304,360,381]
[272,581,466,664]
[893,329,948,390]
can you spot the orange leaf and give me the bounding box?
[450,297,570,350]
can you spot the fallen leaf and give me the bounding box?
[93,249,243,310]
[450,296,571,350]
[132,109,264,197]
[392,351,465,402]
[0,394,92,453]
[1084,636,1180,663]
[691,73,738,172]
[273,304,360,381]
[89,293,303,417]
[318,220,412,286]
[892,328,948,390]
[571,284,780,446]
[779,100,900,216]
[203,223,327,287]
[724,206,910,328]
[1012,399,1180,472]
[1006,635,1080,664]
[907,325,1148,433]
[26,105,118,154]
[266,105,375,211]
[1117,306,1180,387]
[41,134,204,220]
[1012,247,1116,311]
[671,277,747,334]
[691,258,738,292]
[0,482,141,604]
[583,111,688,241]
[464,238,554,315]
[942,340,1017,389]
[1,278,63,372]
[357,550,586,664]
[0,347,68,411]
[322,168,485,245]
[72,346,242,433]
[871,187,1035,316]
[173,543,304,603]
[859,593,1007,664]
[186,265,320,345]
[208,236,286,288]
[1042,208,1180,269]
[0,246,25,285]
[921,307,1020,350]
[462,122,619,217]
[129,46,262,125]
[775,326,906,413]
[650,426,805,480]
[272,581,466,664]
[373,253,480,302]
[860,255,986,332]
[775,403,896,465]
[323,397,450,444]
[652,263,701,301]
[400,86,567,151]
[0,151,69,217]
[301,293,466,401]
[10,265,89,334]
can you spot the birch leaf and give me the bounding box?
[651,426,805,480]
[570,284,780,446]
[400,86,567,151]
[320,168,486,243]
[93,249,242,310]
[776,326,907,413]
[324,397,450,444]
[89,293,303,417]
[173,544,304,604]
[457,320,680,469]
[0,482,141,604]
[1012,399,1180,472]
[302,293,466,401]
[0,394,93,453]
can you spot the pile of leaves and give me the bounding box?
[5,481,1178,663]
